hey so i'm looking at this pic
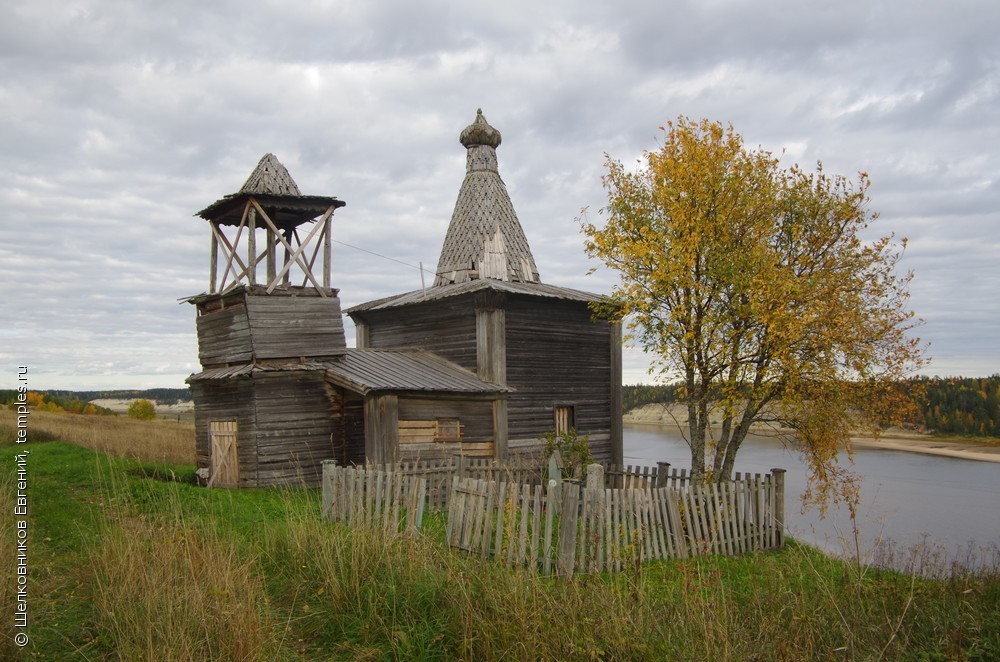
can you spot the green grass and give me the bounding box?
[3,436,999,660]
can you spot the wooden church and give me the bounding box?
[187,110,622,487]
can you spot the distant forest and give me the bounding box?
[4,379,998,438]
[623,375,1000,438]
[0,387,192,414]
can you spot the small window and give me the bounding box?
[435,418,463,442]
[554,405,575,436]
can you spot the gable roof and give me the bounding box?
[434,110,540,286]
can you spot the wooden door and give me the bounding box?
[208,420,239,487]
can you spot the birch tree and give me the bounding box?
[582,118,925,502]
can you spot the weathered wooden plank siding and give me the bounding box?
[341,392,367,466]
[196,290,346,366]
[397,397,494,439]
[504,296,614,461]
[191,378,258,487]
[196,303,253,365]
[252,371,338,487]
[245,295,346,358]
[361,298,478,372]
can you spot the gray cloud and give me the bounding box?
[2,0,997,389]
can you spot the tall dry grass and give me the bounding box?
[4,413,997,658]
[0,408,195,465]
[85,469,281,661]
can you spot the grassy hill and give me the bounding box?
[3,409,999,659]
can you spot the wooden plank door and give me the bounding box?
[208,420,239,488]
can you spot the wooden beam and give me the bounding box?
[364,394,398,464]
[213,224,251,294]
[216,203,251,291]
[271,221,325,292]
[610,321,623,466]
[302,222,327,287]
[250,199,326,294]
[323,206,332,289]
[248,207,257,286]
[226,250,268,287]
[266,228,276,284]
[354,320,369,349]
[493,398,508,461]
[476,307,506,385]
[209,224,218,293]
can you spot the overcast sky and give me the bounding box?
[2,0,998,391]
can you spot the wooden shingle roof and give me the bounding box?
[434,110,540,287]
[239,153,302,196]
[195,153,344,228]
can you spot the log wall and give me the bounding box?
[252,371,338,487]
[360,299,478,372]
[396,396,496,461]
[191,378,257,486]
[504,296,616,463]
[195,289,346,366]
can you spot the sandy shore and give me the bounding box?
[848,435,1000,463]
[624,403,1000,464]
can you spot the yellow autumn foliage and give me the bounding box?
[582,117,926,507]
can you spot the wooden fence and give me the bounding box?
[366,456,698,510]
[445,464,785,576]
[322,459,786,577]
[367,456,547,511]
[321,462,427,535]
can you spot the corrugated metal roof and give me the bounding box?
[187,364,255,381]
[318,349,511,395]
[346,278,604,313]
[187,349,510,395]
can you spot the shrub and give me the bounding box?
[127,399,156,421]
[540,427,592,477]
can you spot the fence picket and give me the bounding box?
[323,461,786,579]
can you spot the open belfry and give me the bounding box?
[187,110,622,488]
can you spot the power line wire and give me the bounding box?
[332,239,435,275]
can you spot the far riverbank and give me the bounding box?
[624,403,1000,463]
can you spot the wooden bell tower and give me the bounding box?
[198,152,345,295]
[187,153,349,488]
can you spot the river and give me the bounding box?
[624,424,1000,570]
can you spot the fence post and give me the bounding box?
[655,461,671,488]
[585,464,606,573]
[321,459,337,519]
[770,468,786,547]
[547,451,562,512]
[557,482,580,576]
[455,453,468,479]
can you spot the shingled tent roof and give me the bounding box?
[196,153,345,229]
[239,152,302,196]
[433,110,540,286]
